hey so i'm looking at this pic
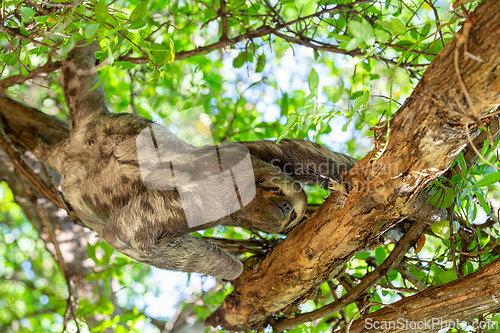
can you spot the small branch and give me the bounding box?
[33,0,84,8]
[0,26,57,50]
[382,42,437,56]
[219,0,229,40]
[328,281,349,325]
[338,275,365,315]
[128,70,138,115]
[273,31,421,76]
[424,0,445,47]
[396,263,427,292]
[0,60,60,89]
[18,174,81,333]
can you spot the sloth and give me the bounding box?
[35,42,358,280]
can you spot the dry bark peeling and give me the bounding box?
[206,0,500,330]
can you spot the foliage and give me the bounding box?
[0,0,499,332]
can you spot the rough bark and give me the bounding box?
[0,98,118,330]
[206,0,500,330]
[346,258,500,332]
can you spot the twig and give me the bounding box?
[33,0,83,7]
[382,42,437,56]
[424,0,445,47]
[219,0,229,40]
[0,60,60,89]
[396,263,427,292]
[221,77,267,142]
[0,26,57,50]
[128,70,138,115]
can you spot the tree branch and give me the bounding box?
[272,221,427,331]
[206,0,500,330]
[347,257,500,332]
[0,60,60,89]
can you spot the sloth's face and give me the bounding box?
[240,168,307,234]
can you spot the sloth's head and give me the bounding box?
[238,166,307,234]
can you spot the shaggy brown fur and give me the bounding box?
[35,42,358,279]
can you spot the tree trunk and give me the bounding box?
[206,0,500,330]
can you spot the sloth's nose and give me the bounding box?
[279,201,292,212]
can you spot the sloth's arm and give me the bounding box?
[239,139,358,188]
[101,196,243,280]
[58,42,109,130]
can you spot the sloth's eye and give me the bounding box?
[290,210,297,221]
[269,187,285,196]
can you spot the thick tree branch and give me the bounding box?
[347,257,500,332]
[206,0,500,330]
[272,221,427,331]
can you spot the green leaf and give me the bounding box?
[436,270,457,285]
[128,20,147,29]
[429,187,456,208]
[233,52,247,68]
[374,247,386,265]
[114,61,135,69]
[457,152,467,177]
[374,28,391,43]
[256,53,266,73]
[147,41,175,65]
[96,296,114,316]
[308,68,319,97]
[283,113,298,133]
[20,7,37,22]
[280,93,288,116]
[354,90,369,110]
[129,1,146,23]
[331,80,344,103]
[85,23,100,38]
[329,33,351,43]
[2,52,17,66]
[90,65,109,91]
[431,220,449,239]
[473,171,500,187]
[347,19,375,51]
[354,252,370,260]
[34,15,49,23]
[115,325,128,333]
[390,18,406,35]
[379,18,406,35]
[95,0,109,24]
[87,244,97,263]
